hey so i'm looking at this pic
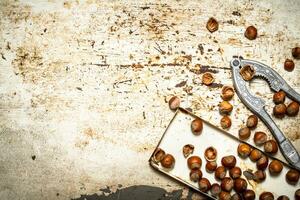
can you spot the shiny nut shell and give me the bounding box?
[221,86,235,101]
[269,160,283,175]
[244,26,257,40]
[206,161,217,172]
[204,146,217,161]
[286,169,300,185]
[284,59,295,72]
[249,149,262,162]
[221,177,234,192]
[295,189,300,200]
[161,154,175,168]
[210,183,221,197]
[221,155,236,168]
[168,96,180,110]
[254,131,267,146]
[264,140,278,154]
[253,170,266,183]
[237,143,252,158]
[219,191,231,200]
[187,156,202,169]
[239,127,251,140]
[286,101,299,116]
[190,169,202,182]
[220,115,231,129]
[191,118,203,135]
[215,166,227,180]
[292,47,300,59]
[234,178,248,193]
[229,167,242,179]
[219,101,233,115]
[257,155,269,170]
[273,91,286,104]
[246,115,258,129]
[243,189,256,200]
[198,178,211,192]
[259,192,274,200]
[273,104,286,118]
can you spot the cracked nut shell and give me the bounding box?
[191,118,203,135]
[264,140,278,154]
[286,169,300,185]
[161,154,175,168]
[204,146,217,161]
[221,86,235,100]
[202,72,214,86]
[244,26,257,40]
[153,148,166,163]
[183,144,194,158]
[247,115,258,129]
[254,131,267,146]
[286,101,299,116]
[206,17,218,33]
[187,156,202,169]
[240,65,255,81]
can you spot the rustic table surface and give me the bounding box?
[0,0,299,199]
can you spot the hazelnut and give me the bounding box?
[295,189,300,200]
[152,148,165,163]
[161,154,175,168]
[210,183,221,197]
[205,161,217,172]
[229,167,242,179]
[292,47,300,59]
[273,91,286,104]
[222,155,236,168]
[259,192,274,200]
[286,101,299,117]
[221,115,231,129]
[234,178,248,193]
[191,118,203,135]
[215,166,227,180]
[286,169,300,185]
[219,191,231,200]
[253,170,266,182]
[221,177,234,192]
[264,140,278,154]
[206,17,218,33]
[187,156,202,169]
[246,115,258,129]
[284,59,295,72]
[277,195,289,200]
[257,155,269,170]
[231,193,242,200]
[202,72,214,86]
[243,190,256,200]
[190,169,202,182]
[183,144,194,158]
[168,96,180,110]
[221,86,235,101]
[237,143,252,158]
[240,65,255,81]
[254,131,267,146]
[238,127,251,140]
[198,177,211,192]
[273,103,286,118]
[219,101,233,115]
[249,149,262,161]
[269,160,283,175]
[244,26,257,40]
[204,146,217,161]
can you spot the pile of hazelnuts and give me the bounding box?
[273,91,299,119]
[219,86,235,129]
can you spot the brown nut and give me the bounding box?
[273,104,286,118]
[284,59,295,72]
[152,148,165,163]
[292,47,300,59]
[221,177,234,192]
[269,160,283,175]
[219,191,231,200]
[187,156,202,169]
[191,118,203,135]
[277,195,290,200]
[295,189,300,200]
[204,146,217,161]
[222,155,236,168]
[244,26,257,40]
[190,169,202,182]
[234,178,248,193]
[259,192,274,200]
[210,183,221,197]
[257,155,269,170]
[273,91,286,104]
[253,170,266,183]
[286,101,299,117]
[206,17,218,33]
[286,169,300,185]
[237,143,252,158]
[183,144,194,158]
[202,72,214,86]
[161,154,175,168]
[229,167,242,179]
[198,178,211,192]
[219,101,233,115]
[250,149,262,162]
[254,131,267,146]
[239,127,251,140]
[246,115,258,129]
[264,140,278,154]
[240,65,255,81]
[168,96,180,110]
[221,115,231,129]
[243,190,256,200]
[231,193,242,200]
[221,86,235,101]
[206,161,217,172]
[215,166,227,180]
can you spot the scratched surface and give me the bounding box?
[0,0,299,199]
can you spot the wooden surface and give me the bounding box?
[0,0,299,199]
